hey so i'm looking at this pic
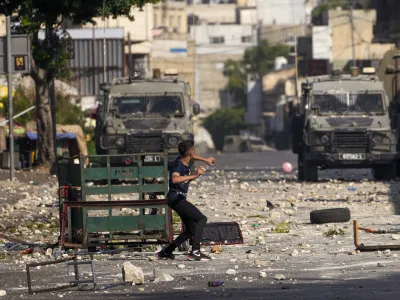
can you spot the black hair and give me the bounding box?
[178,140,194,157]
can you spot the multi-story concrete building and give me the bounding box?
[82,4,154,75]
[261,24,309,46]
[188,3,238,24]
[190,23,258,111]
[256,0,306,25]
[314,8,394,69]
[153,0,187,34]
[150,39,196,102]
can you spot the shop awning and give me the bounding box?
[26,131,77,140]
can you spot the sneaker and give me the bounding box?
[157,249,175,260]
[187,250,212,261]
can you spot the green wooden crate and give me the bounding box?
[59,152,172,248]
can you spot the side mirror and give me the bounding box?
[386,65,399,74]
[301,83,311,91]
[100,83,112,93]
[193,103,200,115]
[100,83,111,120]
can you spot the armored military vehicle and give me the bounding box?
[95,68,200,166]
[291,67,397,182]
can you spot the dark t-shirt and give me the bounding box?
[169,157,191,193]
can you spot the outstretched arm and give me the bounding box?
[192,154,215,166]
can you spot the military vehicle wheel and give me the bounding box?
[298,154,318,182]
[303,162,318,182]
[373,164,396,181]
[396,161,400,177]
[297,155,305,181]
[291,115,304,154]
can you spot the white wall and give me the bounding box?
[187,4,237,23]
[83,4,153,42]
[238,8,258,25]
[256,0,306,25]
[312,26,332,61]
[191,24,257,47]
[151,40,188,58]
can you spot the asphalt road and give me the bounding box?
[204,150,298,171]
[1,150,400,300]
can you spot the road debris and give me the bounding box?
[226,269,237,275]
[154,270,174,282]
[274,274,286,280]
[211,245,223,253]
[122,262,144,285]
[259,271,267,278]
[208,280,224,287]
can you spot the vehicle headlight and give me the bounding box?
[168,136,179,146]
[320,134,329,145]
[372,135,382,145]
[115,137,125,147]
[382,137,390,145]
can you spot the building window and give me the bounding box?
[209,36,225,44]
[169,15,174,27]
[241,36,252,43]
[285,33,296,45]
[154,14,158,27]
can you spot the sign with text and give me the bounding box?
[0,34,31,74]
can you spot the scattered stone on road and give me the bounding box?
[392,234,400,240]
[226,269,237,275]
[274,274,286,280]
[122,262,144,285]
[154,270,174,282]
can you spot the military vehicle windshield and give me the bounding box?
[112,95,183,116]
[312,92,384,114]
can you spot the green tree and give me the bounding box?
[202,108,248,151]
[223,40,290,108]
[0,0,159,165]
[1,88,34,126]
[55,93,87,130]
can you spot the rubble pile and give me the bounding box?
[0,167,399,297]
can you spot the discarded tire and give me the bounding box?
[310,208,351,224]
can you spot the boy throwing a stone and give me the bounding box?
[157,140,215,261]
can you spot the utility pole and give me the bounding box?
[350,0,356,67]
[6,16,14,180]
[193,1,197,103]
[103,0,107,83]
[44,24,58,160]
[291,0,299,104]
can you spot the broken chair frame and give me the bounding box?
[26,256,78,294]
[353,220,400,251]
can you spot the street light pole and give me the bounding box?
[350,0,356,67]
[6,16,14,180]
